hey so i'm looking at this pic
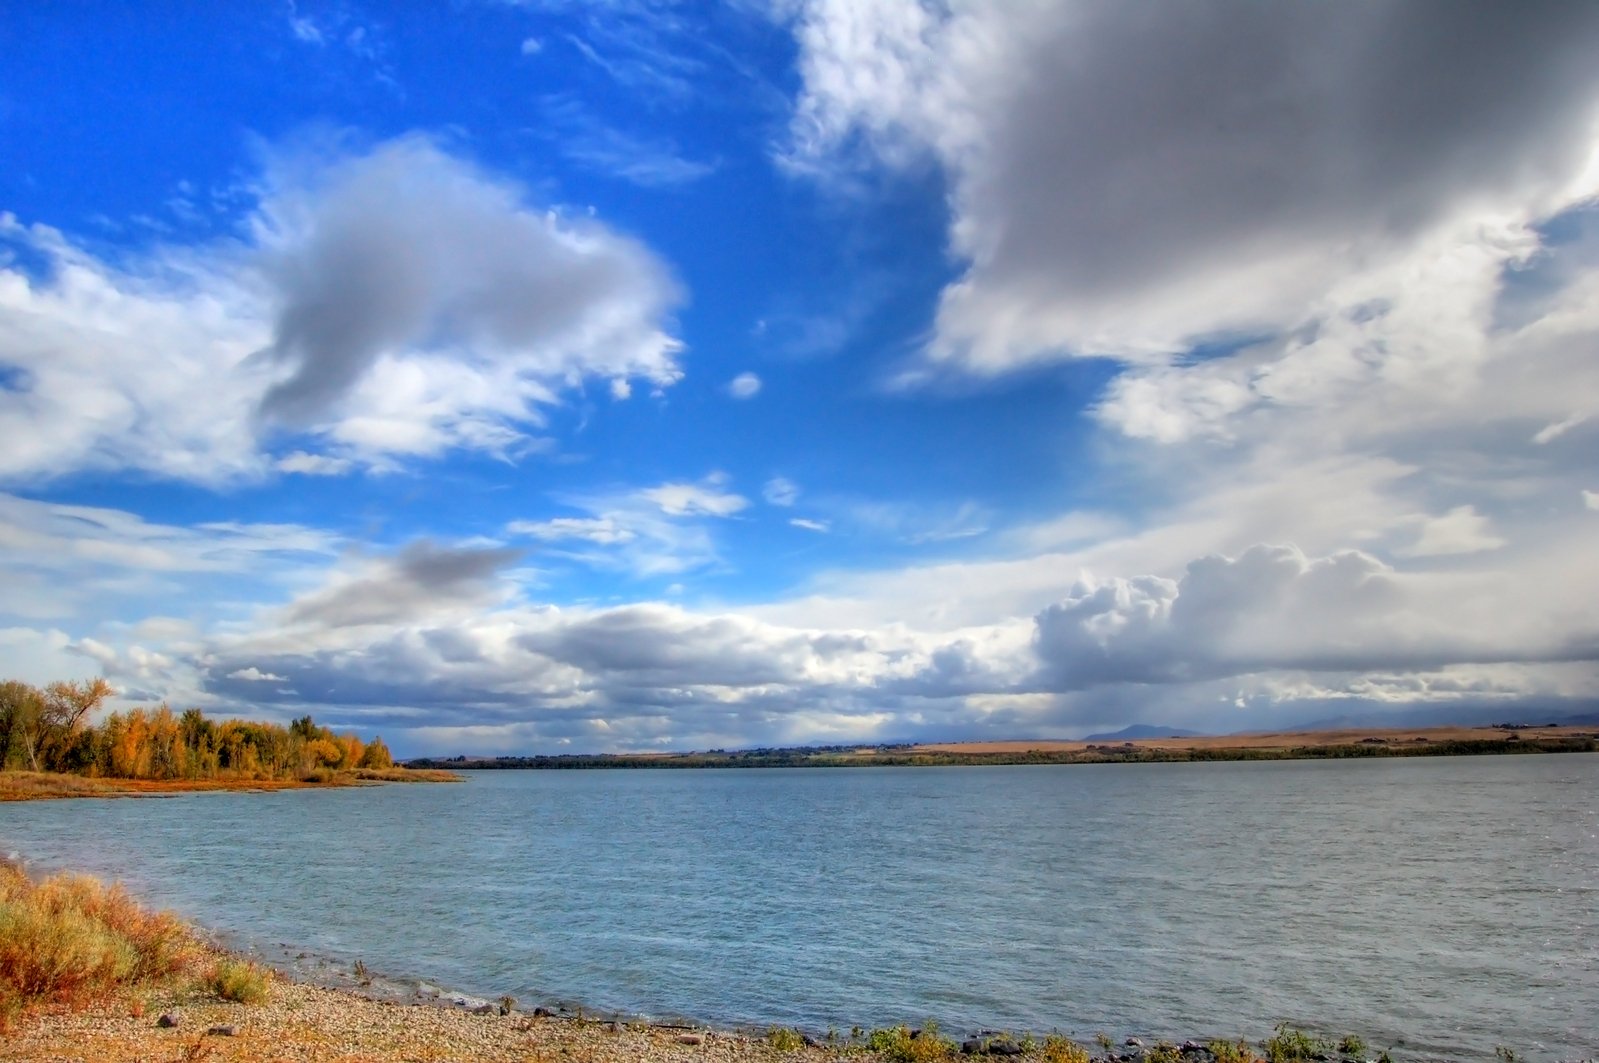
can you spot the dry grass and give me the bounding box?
[349,766,462,784]
[0,771,124,801]
[0,860,206,1027]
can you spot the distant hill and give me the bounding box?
[1083,723,1205,742]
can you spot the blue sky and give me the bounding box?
[3,2,1599,755]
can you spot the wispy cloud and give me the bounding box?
[539,96,717,187]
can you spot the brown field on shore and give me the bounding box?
[913,723,1595,756]
[0,767,460,802]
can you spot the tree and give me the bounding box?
[356,737,394,769]
[0,680,46,770]
[37,678,113,772]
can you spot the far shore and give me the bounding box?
[407,722,1597,770]
[0,765,461,803]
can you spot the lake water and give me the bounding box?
[3,756,1595,1060]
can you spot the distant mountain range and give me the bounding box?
[1293,706,1599,731]
[1082,724,1205,741]
[1079,707,1599,744]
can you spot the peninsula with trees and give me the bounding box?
[0,678,454,801]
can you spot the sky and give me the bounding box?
[3,2,1599,756]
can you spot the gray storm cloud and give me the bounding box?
[256,136,682,423]
[283,540,523,629]
[791,1,1599,364]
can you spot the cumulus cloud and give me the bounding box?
[0,135,684,485]
[256,135,682,425]
[787,1,1599,368]
[1030,544,1594,691]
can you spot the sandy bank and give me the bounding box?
[0,978,838,1063]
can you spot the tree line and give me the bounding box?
[0,678,392,782]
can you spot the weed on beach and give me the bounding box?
[0,859,204,1026]
[208,957,272,1004]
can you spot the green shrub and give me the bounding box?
[1264,1024,1330,1063]
[208,957,270,1004]
[768,1026,807,1051]
[867,1021,957,1063]
[1211,1040,1260,1063]
[1338,1036,1365,1058]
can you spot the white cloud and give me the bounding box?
[0,135,684,485]
[507,516,637,545]
[790,518,829,533]
[228,666,287,682]
[288,11,325,45]
[506,477,749,578]
[639,477,748,517]
[520,36,543,56]
[1533,412,1589,444]
[763,476,799,507]
[275,451,355,476]
[728,371,762,399]
[1399,506,1506,559]
[1585,490,1599,511]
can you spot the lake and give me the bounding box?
[3,756,1595,1060]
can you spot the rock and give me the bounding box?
[1127,1039,1145,1048]
[207,1025,238,1037]
[471,1003,497,1015]
[156,1012,181,1028]
[677,1033,705,1046]
[532,1007,555,1018]
[963,1039,985,1055]
[988,1039,1025,1056]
